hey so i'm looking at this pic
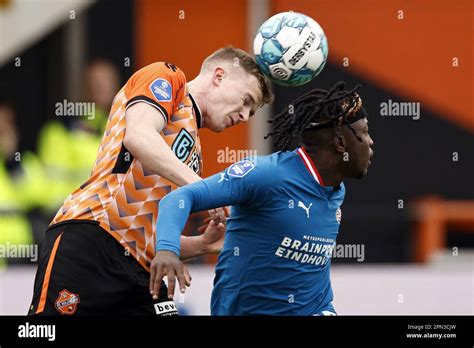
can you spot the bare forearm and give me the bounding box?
[125,130,201,187]
[179,235,207,260]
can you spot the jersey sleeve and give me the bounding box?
[198,158,277,209]
[124,62,186,125]
[155,158,277,256]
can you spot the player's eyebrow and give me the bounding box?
[245,93,256,105]
[247,93,260,117]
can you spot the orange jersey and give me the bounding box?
[51,62,203,271]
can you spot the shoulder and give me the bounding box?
[128,62,186,88]
[134,62,185,78]
[226,152,287,184]
[124,62,187,109]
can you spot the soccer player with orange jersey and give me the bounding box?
[28,47,273,316]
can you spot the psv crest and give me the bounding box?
[55,289,80,315]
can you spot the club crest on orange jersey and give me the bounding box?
[55,289,80,315]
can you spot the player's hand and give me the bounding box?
[208,207,228,224]
[149,250,192,300]
[197,217,226,254]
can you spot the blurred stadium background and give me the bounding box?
[0,0,472,315]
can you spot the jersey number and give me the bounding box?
[165,62,177,72]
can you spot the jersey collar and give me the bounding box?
[296,146,326,187]
[189,93,202,129]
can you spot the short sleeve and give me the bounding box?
[124,62,186,124]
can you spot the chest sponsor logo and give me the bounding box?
[275,236,335,266]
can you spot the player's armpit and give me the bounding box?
[124,102,202,187]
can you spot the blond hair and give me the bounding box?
[202,46,273,106]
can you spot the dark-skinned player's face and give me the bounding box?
[343,118,374,179]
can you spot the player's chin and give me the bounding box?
[209,122,226,133]
[220,121,235,132]
[354,164,369,179]
[218,124,227,132]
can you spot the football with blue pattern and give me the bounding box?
[253,11,328,86]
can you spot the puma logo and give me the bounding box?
[218,173,229,183]
[298,201,313,218]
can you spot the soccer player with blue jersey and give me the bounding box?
[150,82,374,315]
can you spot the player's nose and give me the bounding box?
[239,109,251,122]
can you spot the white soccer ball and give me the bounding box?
[253,11,329,86]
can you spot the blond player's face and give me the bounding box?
[206,71,262,132]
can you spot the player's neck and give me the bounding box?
[187,79,208,128]
[303,146,343,188]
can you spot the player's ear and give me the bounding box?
[333,119,346,153]
[212,67,225,86]
[333,134,346,153]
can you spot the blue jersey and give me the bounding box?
[156,147,345,315]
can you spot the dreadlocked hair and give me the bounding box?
[265,81,363,151]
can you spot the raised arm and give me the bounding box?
[124,102,201,187]
[150,159,263,300]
